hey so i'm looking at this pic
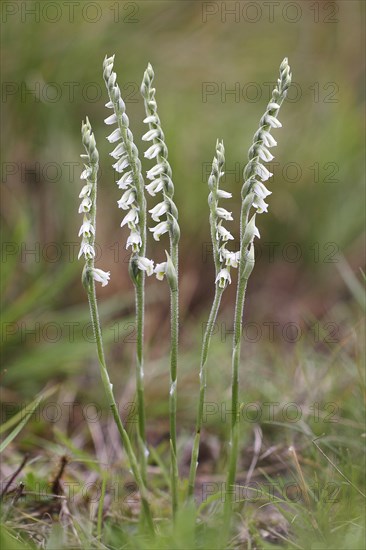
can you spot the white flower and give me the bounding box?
[223,250,240,268]
[91,268,110,287]
[253,196,268,214]
[261,131,277,148]
[117,188,136,210]
[154,261,167,281]
[253,180,271,199]
[216,224,234,242]
[80,167,92,180]
[126,231,142,252]
[215,268,231,288]
[105,100,114,109]
[104,113,118,125]
[142,129,160,141]
[268,102,280,110]
[216,207,233,221]
[107,128,122,143]
[78,219,95,237]
[136,256,154,276]
[78,242,95,260]
[79,184,92,198]
[117,171,133,189]
[149,201,168,222]
[143,115,158,124]
[255,163,273,182]
[149,221,170,241]
[265,114,282,128]
[144,143,161,160]
[121,207,139,228]
[217,189,232,199]
[113,156,129,173]
[146,178,164,197]
[146,164,165,180]
[110,143,125,159]
[258,145,274,162]
[79,197,92,213]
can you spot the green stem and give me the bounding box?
[187,285,224,498]
[86,281,154,534]
[223,193,253,536]
[223,276,248,527]
[117,117,148,484]
[135,274,147,485]
[169,241,179,517]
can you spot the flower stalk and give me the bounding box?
[187,140,240,498]
[78,118,154,533]
[103,55,151,484]
[223,58,292,532]
[141,63,180,517]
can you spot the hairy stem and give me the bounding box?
[188,285,224,497]
[86,281,154,534]
[169,242,179,516]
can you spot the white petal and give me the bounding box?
[78,220,95,237]
[256,163,273,182]
[258,146,274,162]
[113,157,129,173]
[149,201,168,222]
[137,257,154,276]
[110,143,126,159]
[142,129,160,141]
[216,207,233,221]
[143,115,158,124]
[146,179,164,197]
[217,189,232,199]
[253,181,271,199]
[146,164,164,180]
[80,167,92,180]
[126,231,142,251]
[149,221,169,241]
[154,261,167,281]
[253,197,268,213]
[216,225,234,241]
[116,171,133,189]
[79,242,95,260]
[215,268,231,288]
[79,184,92,198]
[117,189,135,210]
[107,129,122,143]
[261,131,277,148]
[144,143,161,159]
[91,268,110,287]
[120,208,139,228]
[78,197,92,213]
[266,115,282,128]
[104,113,118,125]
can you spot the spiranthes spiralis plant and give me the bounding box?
[76,55,291,539]
[223,57,292,532]
[77,118,154,533]
[187,139,241,497]
[102,55,153,485]
[140,63,180,517]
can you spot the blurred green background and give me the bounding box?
[1,0,364,396]
[1,3,365,547]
